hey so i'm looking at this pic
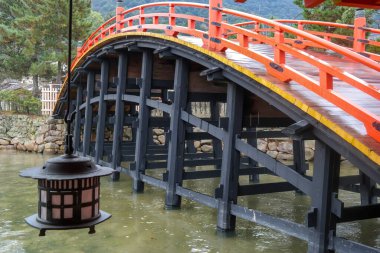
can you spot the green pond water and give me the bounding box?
[1,151,379,253]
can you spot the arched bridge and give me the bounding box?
[54,2,380,252]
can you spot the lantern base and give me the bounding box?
[25,210,111,236]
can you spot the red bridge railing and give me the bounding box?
[73,1,380,142]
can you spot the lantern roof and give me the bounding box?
[20,154,114,180]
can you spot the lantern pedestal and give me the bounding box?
[25,210,111,236]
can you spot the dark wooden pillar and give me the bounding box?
[293,140,307,175]
[185,103,196,154]
[111,52,128,181]
[211,100,222,170]
[307,140,341,253]
[133,50,153,192]
[95,60,109,163]
[360,172,377,205]
[73,83,83,152]
[217,82,243,231]
[293,139,307,194]
[248,127,259,183]
[83,71,95,156]
[165,58,189,209]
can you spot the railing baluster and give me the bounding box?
[116,0,124,33]
[139,6,145,32]
[353,9,366,53]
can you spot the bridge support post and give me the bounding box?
[165,58,189,209]
[217,82,243,232]
[211,100,222,170]
[111,52,128,181]
[83,71,95,156]
[185,103,197,154]
[133,50,153,193]
[293,139,307,194]
[360,172,377,205]
[95,60,109,163]
[73,82,83,153]
[248,127,259,183]
[307,140,340,253]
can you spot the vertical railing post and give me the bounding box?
[116,0,124,33]
[353,9,366,53]
[208,0,226,51]
[111,52,128,181]
[95,60,109,163]
[166,3,179,37]
[165,58,189,209]
[216,82,243,232]
[266,26,290,82]
[133,50,153,192]
[138,6,145,32]
[274,27,285,65]
[83,71,95,156]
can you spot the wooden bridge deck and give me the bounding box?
[182,36,380,166]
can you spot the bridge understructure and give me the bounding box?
[54,2,380,253]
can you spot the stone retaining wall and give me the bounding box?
[0,114,315,161]
[0,115,65,154]
[151,127,315,162]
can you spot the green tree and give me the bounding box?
[293,0,374,25]
[293,0,375,47]
[0,0,104,97]
[0,89,41,114]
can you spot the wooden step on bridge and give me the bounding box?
[54,1,380,252]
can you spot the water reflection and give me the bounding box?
[0,151,378,253]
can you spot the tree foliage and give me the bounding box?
[293,0,375,47]
[293,0,375,25]
[0,89,41,115]
[92,0,301,20]
[0,0,104,96]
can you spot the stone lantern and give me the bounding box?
[20,155,113,236]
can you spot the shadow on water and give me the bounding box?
[0,151,379,253]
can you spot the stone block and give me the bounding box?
[158,135,165,144]
[201,144,213,153]
[44,136,62,143]
[24,140,36,152]
[267,141,277,151]
[47,117,57,124]
[305,147,314,161]
[200,139,212,145]
[37,144,45,153]
[267,150,278,159]
[277,141,293,154]
[35,134,45,145]
[16,143,26,151]
[257,139,268,152]
[153,128,165,135]
[45,142,59,150]
[48,130,61,136]
[277,153,294,161]
[0,139,10,145]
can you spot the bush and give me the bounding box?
[0,89,41,115]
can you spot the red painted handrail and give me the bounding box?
[72,2,380,142]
